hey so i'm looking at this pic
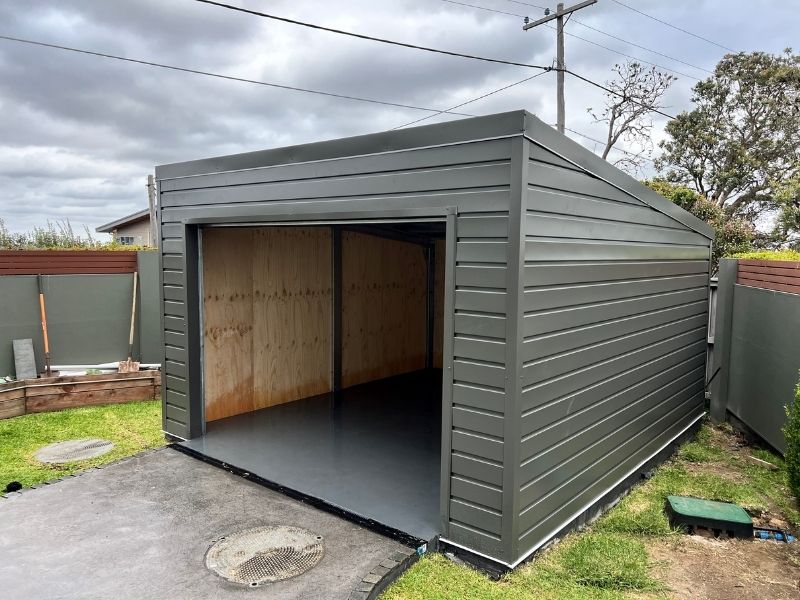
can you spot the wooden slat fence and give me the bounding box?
[0,251,138,275]
[736,259,800,295]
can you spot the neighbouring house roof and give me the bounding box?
[96,208,150,233]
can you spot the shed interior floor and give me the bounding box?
[179,369,442,542]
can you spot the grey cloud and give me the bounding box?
[0,0,795,233]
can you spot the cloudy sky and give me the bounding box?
[0,0,797,237]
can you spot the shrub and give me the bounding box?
[644,179,754,271]
[784,375,800,500]
[734,249,800,262]
[0,218,151,251]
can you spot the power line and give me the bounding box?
[503,0,548,10]
[0,35,477,116]
[392,68,552,129]
[439,0,701,80]
[195,0,678,121]
[607,0,735,52]
[563,125,656,164]
[568,17,712,74]
[439,0,524,18]
[194,0,550,71]
[562,26,700,81]
[478,0,713,76]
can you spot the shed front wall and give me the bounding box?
[157,134,521,562]
[513,132,710,562]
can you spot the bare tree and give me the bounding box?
[588,61,675,173]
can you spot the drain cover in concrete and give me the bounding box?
[206,526,324,586]
[35,439,115,464]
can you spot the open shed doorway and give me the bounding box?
[181,221,447,542]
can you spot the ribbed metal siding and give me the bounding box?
[157,136,516,557]
[515,139,710,559]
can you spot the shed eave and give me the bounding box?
[523,114,715,240]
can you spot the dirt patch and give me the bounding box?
[750,507,793,532]
[684,461,746,483]
[648,534,800,599]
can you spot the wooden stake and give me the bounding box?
[37,274,51,376]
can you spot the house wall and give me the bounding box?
[512,130,711,563]
[155,114,525,562]
[113,218,152,246]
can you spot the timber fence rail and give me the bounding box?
[0,250,138,275]
[736,259,800,295]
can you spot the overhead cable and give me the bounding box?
[194,0,551,71]
[392,68,552,129]
[0,34,477,116]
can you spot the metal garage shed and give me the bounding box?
[155,110,713,570]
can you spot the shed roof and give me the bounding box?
[156,110,714,239]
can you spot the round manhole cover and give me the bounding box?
[206,526,324,586]
[35,438,115,463]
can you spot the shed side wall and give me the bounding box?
[341,230,427,387]
[157,137,519,561]
[516,138,710,560]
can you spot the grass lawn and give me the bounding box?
[383,423,800,599]
[0,400,165,490]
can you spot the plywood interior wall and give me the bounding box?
[433,238,445,369]
[202,227,332,421]
[341,231,428,388]
[202,228,255,422]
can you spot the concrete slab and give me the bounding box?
[180,370,442,542]
[0,448,410,599]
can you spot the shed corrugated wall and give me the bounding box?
[156,112,527,561]
[512,121,711,561]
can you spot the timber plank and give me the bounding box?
[737,275,800,295]
[25,385,158,412]
[0,397,25,419]
[738,259,800,269]
[24,378,155,397]
[0,250,138,274]
[24,370,160,386]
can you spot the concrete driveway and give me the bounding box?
[0,448,411,599]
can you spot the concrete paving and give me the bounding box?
[0,448,409,599]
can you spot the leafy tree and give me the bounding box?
[588,61,675,174]
[773,172,800,248]
[657,50,800,239]
[645,179,753,270]
[785,375,800,500]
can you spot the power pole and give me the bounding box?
[523,0,597,134]
[146,174,158,249]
